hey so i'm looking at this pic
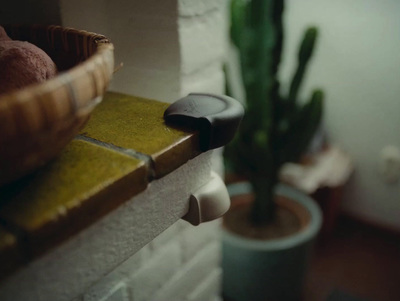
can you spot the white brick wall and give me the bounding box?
[61,0,181,102]
[151,242,221,301]
[90,283,130,301]
[178,0,224,17]
[60,0,228,103]
[79,220,222,301]
[129,243,182,301]
[178,8,225,75]
[187,268,222,301]
[180,220,221,263]
[180,62,225,97]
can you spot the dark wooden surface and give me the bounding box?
[305,215,400,301]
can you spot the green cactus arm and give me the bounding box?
[250,0,270,28]
[271,0,284,76]
[287,27,318,108]
[230,0,254,94]
[299,27,318,62]
[279,89,323,164]
[231,0,248,49]
[296,89,324,155]
[269,0,284,132]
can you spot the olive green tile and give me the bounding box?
[0,226,23,278]
[0,140,147,255]
[80,91,201,178]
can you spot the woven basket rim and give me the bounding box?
[0,25,114,104]
[0,41,114,105]
[0,24,114,141]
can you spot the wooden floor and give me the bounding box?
[304,216,400,301]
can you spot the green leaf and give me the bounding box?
[281,89,324,163]
[288,26,319,106]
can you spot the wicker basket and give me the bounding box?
[0,25,114,186]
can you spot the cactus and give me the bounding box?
[224,0,324,225]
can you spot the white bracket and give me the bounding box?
[182,171,230,226]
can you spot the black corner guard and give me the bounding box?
[163,93,244,151]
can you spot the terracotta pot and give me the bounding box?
[222,183,322,301]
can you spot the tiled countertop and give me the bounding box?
[0,91,201,279]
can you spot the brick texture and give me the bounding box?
[187,268,222,301]
[129,243,182,301]
[180,219,222,263]
[81,222,222,301]
[179,9,225,75]
[85,283,129,301]
[178,0,225,17]
[180,62,225,97]
[150,242,221,301]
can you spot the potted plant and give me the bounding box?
[222,0,324,300]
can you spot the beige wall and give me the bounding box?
[280,0,400,230]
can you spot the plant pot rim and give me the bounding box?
[222,182,322,251]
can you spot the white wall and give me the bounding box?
[280,0,400,230]
[61,0,182,102]
[60,0,227,103]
